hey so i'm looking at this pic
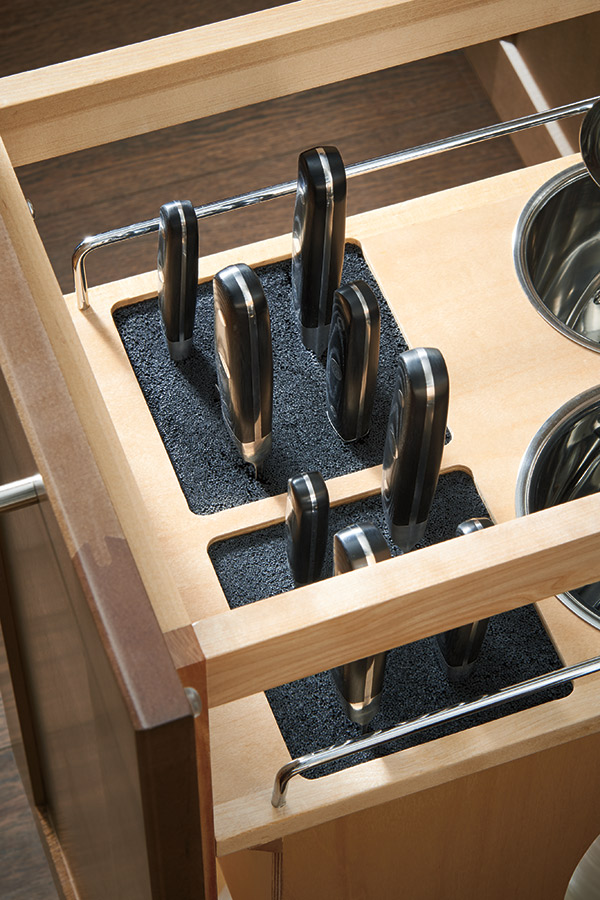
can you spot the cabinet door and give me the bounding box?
[0,200,212,899]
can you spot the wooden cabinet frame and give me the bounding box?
[2,2,600,898]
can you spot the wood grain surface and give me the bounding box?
[1,0,280,75]
[0,47,212,892]
[0,164,212,898]
[0,675,8,752]
[467,12,600,166]
[0,748,59,900]
[273,732,600,900]
[15,51,523,294]
[69,151,600,857]
[0,627,58,900]
[0,41,524,892]
[0,0,580,896]
[2,0,597,166]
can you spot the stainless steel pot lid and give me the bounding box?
[516,385,600,629]
[514,163,600,352]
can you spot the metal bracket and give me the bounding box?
[184,686,203,718]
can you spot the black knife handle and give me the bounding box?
[157,200,198,360]
[213,264,273,468]
[291,145,347,356]
[285,472,330,586]
[326,280,380,442]
[331,522,391,726]
[382,347,449,552]
[333,521,391,573]
[436,517,494,682]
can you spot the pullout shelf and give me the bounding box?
[63,153,600,853]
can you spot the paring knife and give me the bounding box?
[213,263,273,475]
[382,347,449,552]
[285,472,329,586]
[435,517,494,682]
[291,145,347,356]
[326,280,380,442]
[157,200,199,360]
[330,522,392,727]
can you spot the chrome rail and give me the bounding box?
[72,96,599,310]
[271,653,600,807]
[0,475,46,512]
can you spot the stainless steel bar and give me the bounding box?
[271,653,600,808]
[0,475,46,512]
[72,96,599,310]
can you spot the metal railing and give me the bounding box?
[271,653,600,807]
[72,96,598,310]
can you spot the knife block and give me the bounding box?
[113,243,570,773]
[61,152,600,898]
[2,4,600,900]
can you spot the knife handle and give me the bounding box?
[213,264,273,470]
[382,347,449,552]
[285,472,330,586]
[291,145,347,356]
[331,522,391,726]
[326,280,380,442]
[157,200,199,360]
[436,517,494,682]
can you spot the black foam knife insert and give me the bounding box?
[114,244,420,514]
[209,473,571,778]
[114,248,570,778]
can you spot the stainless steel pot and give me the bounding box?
[516,385,600,629]
[514,163,600,352]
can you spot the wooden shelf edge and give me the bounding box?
[197,494,600,706]
[213,678,600,854]
[2,0,599,164]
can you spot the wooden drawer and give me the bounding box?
[2,3,600,898]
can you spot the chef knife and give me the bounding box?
[291,145,347,356]
[326,280,380,442]
[382,347,449,551]
[157,200,199,360]
[213,263,273,475]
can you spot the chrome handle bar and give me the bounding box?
[72,96,598,310]
[271,653,600,807]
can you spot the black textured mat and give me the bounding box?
[115,251,570,778]
[210,471,487,605]
[210,472,571,778]
[113,244,411,514]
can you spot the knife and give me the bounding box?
[291,145,347,356]
[330,522,392,727]
[326,280,380,442]
[213,263,273,474]
[285,472,330,586]
[382,347,449,551]
[157,200,199,360]
[435,517,494,681]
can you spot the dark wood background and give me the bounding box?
[8,1,525,295]
[0,2,531,898]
